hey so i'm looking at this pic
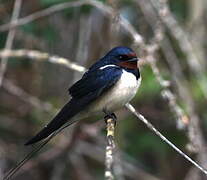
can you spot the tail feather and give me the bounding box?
[25,101,78,145]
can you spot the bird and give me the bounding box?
[25,46,141,145]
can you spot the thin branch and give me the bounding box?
[135,2,207,172]
[2,0,206,179]
[105,117,116,180]
[69,152,94,180]
[113,148,125,180]
[2,47,207,172]
[2,78,56,113]
[150,44,207,167]
[150,60,188,128]
[0,0,144,46]
[77,141,161,180]
[125,103,207,176]
[3,118,78,180]
[107,0,120,46]
[0,0,22,87]
[149,0,207,99]
[135,0,188,129]
[0,49,86,72]
[3,136,53,180]
[2,47,207,178]
[0,1,87,32]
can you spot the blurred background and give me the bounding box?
[0,0,207,179]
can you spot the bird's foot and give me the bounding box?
[104,112,117,126]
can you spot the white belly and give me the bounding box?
[88,70,141,113]
[70,70,141,122]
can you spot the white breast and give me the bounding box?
[89,69,141,113]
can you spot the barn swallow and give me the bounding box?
[25,46,141,145]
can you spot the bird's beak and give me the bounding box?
[126,57,139,62]
[118,57,139,69]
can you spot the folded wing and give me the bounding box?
[25,66,122,145]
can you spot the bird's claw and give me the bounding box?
[104,112,117,126]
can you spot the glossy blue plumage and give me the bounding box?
[87,46,135,70]
[25,46,140,145]
[69,66,122,99]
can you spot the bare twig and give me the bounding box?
[69,152,94,180]
[2,0,206,179]
[135,0,188,129]
[135,2,207,176]
[0,0,144,46]
[3,117,78,180]
[0,1,22,178]
[159,36,190,128]
[0,49,86,72]
[2,47,207,178]
[0,0,22,87]
[151,56,206,156]
[2,47,207,173]
[2,79,56,113]
[105,117,116,180]
[125,103,207,176]
[77,140,161,180]
[150,59,188,129]
[74,15,92,82]
[149,0,207,99]
[113,149,125,180]
[107,0,120,46]
[3,136,53,180]
[0,1,87,32]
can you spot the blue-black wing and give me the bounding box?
[69,66,122,99]
[25,66,122,145]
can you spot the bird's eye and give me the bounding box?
[119,55,123,59]
[118,55,128,60]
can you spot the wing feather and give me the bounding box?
[69,66,122,99]
[25,66,122,145]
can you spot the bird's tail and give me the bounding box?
[25,101,78,145]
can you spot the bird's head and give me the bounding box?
[105,46,139,69]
